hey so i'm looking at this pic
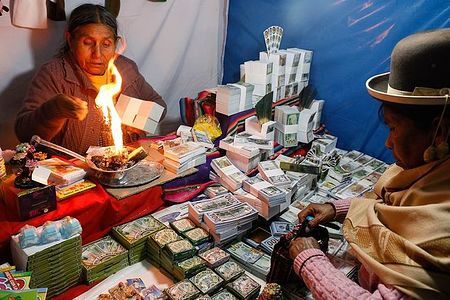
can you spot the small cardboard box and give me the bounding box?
[11,185,57,220]
[116,94,164,134]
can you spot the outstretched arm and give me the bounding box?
[292,249,408,300]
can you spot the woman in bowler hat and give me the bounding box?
[289,29,450,299]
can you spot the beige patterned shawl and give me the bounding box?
[343,156,450,299]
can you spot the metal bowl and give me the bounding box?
[85,146,139,182]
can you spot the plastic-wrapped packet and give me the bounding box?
[40,221,62,243]
[18,225,40,248]
[60,216,82,239]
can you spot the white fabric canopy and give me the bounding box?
[0,0,228,148]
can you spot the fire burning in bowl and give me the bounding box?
[86,146,148,173]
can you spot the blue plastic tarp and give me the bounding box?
[223,0,450,163]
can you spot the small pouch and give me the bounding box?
[266,219,329,285]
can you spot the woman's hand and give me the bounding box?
[298,203,336,229]
[289,237,320,259]
[44,94,88,121]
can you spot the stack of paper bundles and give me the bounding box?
[146,227,181,267]
[111,215,165,265]
[81,235,129,284]
[214,260,245,284]
[233,188,280,220]
[261,51,286,102]
[352,164,379,181]
[229,82,254,111]
[219,136,260,173]
[159,239,197,279]
[244,60,274,97]
[242,176,286,207]
[192,129,214,149]
[226,151,260,173]
[216,83,254,116]
[328,156,362,183]
[233,132,274,150]
[164,142,207,174]
[226,241,270,281]
[146,222,210,281]
[275,155,317,190]
[279,50,299,86]
[284,83,293,99]
[279,188,292,213]
[284,80,299,98]
[210,156,249,191]
[216,85,242,116]
[333,179,373,200]
[317,177,344,197]
[312,133,337,154]
[244,116,276,140]
[274,106,300,147]
[203,203,258,243]
[259,51,286,77]
[187,193,241,224]
[298,108,316,143]
[257,160,292,188]
[244,116,276,141]
[115,94,164,134]
[309,99,324,130]
[10,226,82,298]
[210,172,231,192]
[164,280,201,300]
[204,184,229,198]
[190,201,253,245]
[188,267,225,295]
[272,85,286,102]
[287,48,313,84]
[172,256,207,281]
[219,136,260,158]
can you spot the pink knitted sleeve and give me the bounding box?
[328,198,352,223]
[293,249,409,300]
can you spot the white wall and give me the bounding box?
[0,0,228,149]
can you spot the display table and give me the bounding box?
[0,175,165,261]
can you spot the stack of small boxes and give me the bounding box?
[241,48,313,104]
[11,231,83,298]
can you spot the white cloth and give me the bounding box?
[12,0,47,29]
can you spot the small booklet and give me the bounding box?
[56,180,96,200]
[32,157,86,186]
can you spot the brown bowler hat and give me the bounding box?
[366,28,450,105]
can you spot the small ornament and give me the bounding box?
[11,142,47,189]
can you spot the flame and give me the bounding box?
[95,59,123,151]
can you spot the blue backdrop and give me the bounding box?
[223,0,450,163]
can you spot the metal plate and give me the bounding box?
[95,160,164,187]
